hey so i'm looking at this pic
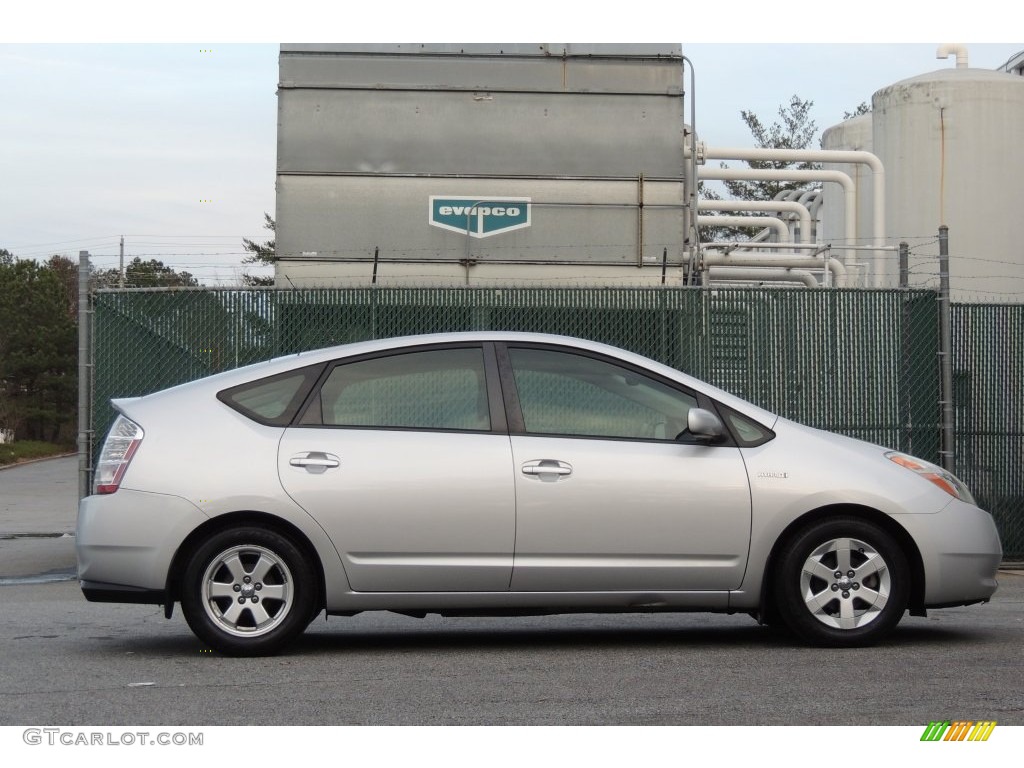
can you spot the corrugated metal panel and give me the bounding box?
[280,50,682,94]
[276,44,688,271]
[277,89,685,176]
[276,175,686,264]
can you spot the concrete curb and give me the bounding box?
[0,452,77,471]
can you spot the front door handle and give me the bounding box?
[289,452,340,474]
[521,459,573,482]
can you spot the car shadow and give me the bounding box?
[284,615,989,656]
[94,614,995,658]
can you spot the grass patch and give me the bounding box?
[0,441,73,467]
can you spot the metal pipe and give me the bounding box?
[682,54,700,287]
[702,251,848,287]
[708,266,818,288]
[936,43,969,69]
[697,214,791,242]
[702,147,887,285]
[700,166,858,263]
[698,200,812,243]
[637,173,644,268]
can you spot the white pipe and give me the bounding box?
[698,200,812,243]
[708,266,818,288]
[702,251,848,288]
[700,167,856,262]
[800,189,823,240]
[937,44,969,69]
[697,214,790,242]
[701,147,887,286]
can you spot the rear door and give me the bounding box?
[278,344,516,593]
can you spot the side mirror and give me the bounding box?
[685,408,726,443]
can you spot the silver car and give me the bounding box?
[77,332,1002,655]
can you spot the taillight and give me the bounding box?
[93,415,144,494]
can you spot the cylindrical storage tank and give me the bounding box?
[871,67,1024,299]
[820,113,874,286]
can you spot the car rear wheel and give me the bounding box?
[773,517,909,647]
[181,527,315,656]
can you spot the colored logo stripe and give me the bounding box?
[920,720,996,742]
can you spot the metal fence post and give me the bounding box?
[938,226,954,472]
[77,251,92,499]
[899,242,911,452]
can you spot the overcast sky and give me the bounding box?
[3,3,1020,284]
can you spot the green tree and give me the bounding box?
[0,254,77,442]
[722,95,820,201]
[92,257,199,289]
[700,95,820,241]
[241,213,275,287]
[844,101,871,120]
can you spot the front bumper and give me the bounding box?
[896,498,1003,607]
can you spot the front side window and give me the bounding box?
[508,347,697,441]
[310,347,490,431]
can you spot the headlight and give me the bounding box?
[885,451,976,505]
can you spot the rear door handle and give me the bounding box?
[521,459,573,481]
[289,452,340,474]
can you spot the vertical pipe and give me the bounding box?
[77,251,91,499]
[636,174,645,268]
[682,55,699,287]
[938,226,954,471]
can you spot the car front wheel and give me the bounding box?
[181,527,316,656]
[773,517,909,647]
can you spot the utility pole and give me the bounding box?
[119,236,125,289]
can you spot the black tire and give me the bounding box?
[181,526,316,656]
[772,517,909,647]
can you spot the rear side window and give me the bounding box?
[307,347,490,431]
[218,365,322,426]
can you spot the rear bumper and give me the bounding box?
[77,489,208,594]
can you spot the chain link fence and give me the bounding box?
[88,286,1022,558]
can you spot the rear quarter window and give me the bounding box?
[217,365,322,426]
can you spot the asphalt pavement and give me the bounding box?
[0,455,1022,725]
[0,455,79,582]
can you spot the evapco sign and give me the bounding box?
[429,196,531,238]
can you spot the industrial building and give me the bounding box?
[274,43,1024,301]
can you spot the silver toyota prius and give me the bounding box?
[77,332,1002,655]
